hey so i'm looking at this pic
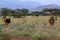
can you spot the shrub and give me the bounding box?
[32,34,41,40]
[11,33,32,37]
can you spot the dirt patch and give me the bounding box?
[0,36,60,40]
[11,36,33,40]
[39,37,60,40]
[11,37,60,40]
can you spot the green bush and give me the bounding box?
[32,34,41,40]
[11,33,32,37]
[0,33,9,37]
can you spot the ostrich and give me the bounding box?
[49,16,55,26]
[3,16,11,27]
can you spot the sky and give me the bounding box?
[21,0,60,5]
[0,0,60,9]
[0,0,60,5]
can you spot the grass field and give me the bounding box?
[0,16,60,39]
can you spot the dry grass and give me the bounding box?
[0,16,60,37]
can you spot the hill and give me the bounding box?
[32,4,60,11]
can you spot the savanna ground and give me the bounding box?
[0,16,60,40]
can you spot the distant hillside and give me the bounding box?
[32,4,60,11]
[0,1,60,12]
[0,1,42,10]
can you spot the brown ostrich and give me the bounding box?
[49,16,55,26]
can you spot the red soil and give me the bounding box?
[0,36,60,40]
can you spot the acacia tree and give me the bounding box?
[11,9,29,18]
[1,8,11,19]
[20,8,29,17]
[32,11,41,16]
[14,9,22,18]
[42,8,60,20]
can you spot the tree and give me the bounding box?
[32,11,39,16]
[42,8,60,20]
[14,9,22,18]
[31,11,42,16]
[20,8,29,17]
[12,9,29,18]
[43,8,60,16]
[1,8,11,19]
